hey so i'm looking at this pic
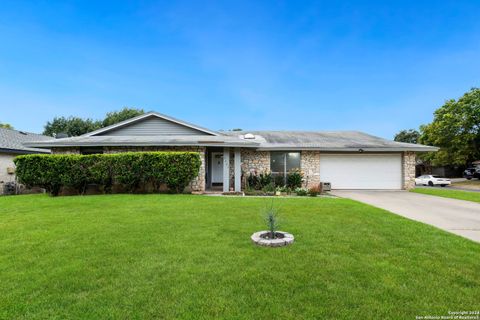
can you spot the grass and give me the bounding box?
[453,179,480,189]
[1,194,479,319]
[411,187,480,203]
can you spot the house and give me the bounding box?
[0,127,51,194]
[26,112,437,192]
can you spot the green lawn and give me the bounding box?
[1,194,479,319]
[453,179,480,190]
[411,187,480,203]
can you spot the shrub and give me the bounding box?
[286,169,303,189]
[294,187,308,196]
[258,172,273,188]
[262,182,276,193]
[273,174,285,188]
[247,172,260,190]
[247,171,273,190]
[14,152,201,196]
[14,154,65,196]
[308,185,322,197]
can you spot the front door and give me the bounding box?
[211,152,224,184]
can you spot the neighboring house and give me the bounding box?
[0,128,51,194]
[26,112,437,192]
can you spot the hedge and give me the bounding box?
[14,152,201,196]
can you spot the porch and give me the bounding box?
[205,147,242,192]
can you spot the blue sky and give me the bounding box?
[0,0,479,138]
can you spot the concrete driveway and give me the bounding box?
[332,190,480,243]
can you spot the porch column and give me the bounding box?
[223,147,230,192]
[234,148,241,192]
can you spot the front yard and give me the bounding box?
[411,187,480,203]
[1,194,479,319]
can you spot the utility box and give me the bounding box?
[321,182,331,191]
[6,167,15,174]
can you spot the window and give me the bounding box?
[270,152,301,184]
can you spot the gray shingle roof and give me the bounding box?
[23,135,259,148]
[222,131,438,152]
[26,130,437,152]
[0,128,51,154]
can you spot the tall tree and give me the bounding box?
[43,117,101,137]
[0,122,13,129]
[420,88,480,166]
[43,107,145,137]
[394,129,420,144]
[102,107,145,127]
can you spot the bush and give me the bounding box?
[286,169,303,189]
[294,187,308,196]
[14,152,201,196]
[247,171,273,190]
[308,185,322,197]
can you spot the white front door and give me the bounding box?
[319,154,402,189]
[211,152,224,184]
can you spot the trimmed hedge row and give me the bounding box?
[14,152,201,196]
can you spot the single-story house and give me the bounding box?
[0,127,51,194]
[26,112,438,192]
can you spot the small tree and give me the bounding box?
[264,201,279,239]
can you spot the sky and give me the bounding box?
[0,0,479,139]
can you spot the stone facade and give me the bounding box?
[50,146,418,192]
[300,151,321,188]
[403,151,416,190]
[51,147,80,154]
[240,149,270,174]
[0,153,16,194]
[52,146,206,192]
[239,149,270,187]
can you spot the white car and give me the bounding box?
[415,175,451,187]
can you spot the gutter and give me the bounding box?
[255,147,439,152]
[0,147,51,154]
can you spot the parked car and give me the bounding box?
[415,175,451,187]
[463,168,480,180]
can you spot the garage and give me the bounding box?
[319,154,403,189]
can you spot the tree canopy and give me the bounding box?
[43,107,145,137]
[43,117,101,137]
[394,129,420,144]
[102,108,145,127]
[0,122,13,129]
[420,88,480,166]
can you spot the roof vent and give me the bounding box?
[244,133,255,139]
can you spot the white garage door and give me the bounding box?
[319,154,402,189]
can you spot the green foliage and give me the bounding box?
[247,171,273,190]
[262,182,276,193]
[43,108,145,137]
[0,122,13,129]
[419,88,480,166]
[308,185,321,197]
[294,187,308,196]
[286,169,303,189]
[14,152,201,196]
[102,107,145,127]
[394,129,420,144]
[43,116,101,137]
[14,154,66,196]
